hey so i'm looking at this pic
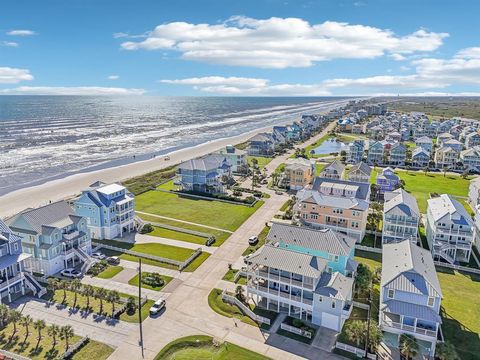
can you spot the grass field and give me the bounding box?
[148,226,208,245]
[354,250,480,360]
[247,156,272,170]
[370,169,473,213]
[96,265,123,279]
[154,335,271,360]
[119,299,155,323]
[128,272,173,291]
[47,289,122,317]
[315,163,326,176]
[135,190,263,232]
[387,98,480,120]
[123,166,177,196]
[207,289,257,327]
[71,340,114,360]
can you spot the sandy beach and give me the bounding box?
[0,99,348,218]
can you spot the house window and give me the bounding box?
[318,296,323,302]
[427,297,434,307]
[13,243,18,252]
[334,255,339,262]
[387,289,394,299]
[331,300,336,309]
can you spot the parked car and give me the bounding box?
[150,298,166,315]
[91,251,106,260]
[107,256,120,265]
[164,156,170,161]
[61,268,82,278]
[248,236,258,245]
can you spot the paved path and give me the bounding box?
[135,211,234,233]
[118,258,191,281]
[108,121,344,360]
[81,276,167,300]
[12,297,136,348]
[133,233,217,254]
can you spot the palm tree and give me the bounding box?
[107,290,121,317]
[366,321,382,353]
[0,304,9,328]
[235,285,245,302]
[47,324,60,346]
[58,280,69,303]
[436,341,459,360]
[82,284,95,309]
[21,315,33,343]
[345,320,366,348]
[95,287,107,315]
[399,334,419,360]
[70,279,82,308]
[8,309,22,335]
[60,325,74,351]
[33,319,46,350]
[47,277,59,296]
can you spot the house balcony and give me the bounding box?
[63,230,80,241]
[249,284,313,306]
[255,269,314,290]
[325,220,348,229]
[0,273,24,290]
[384,218,419,226]
[433,226,473,237]
[381,315,437,338]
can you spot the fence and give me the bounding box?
[352,301,370,310]
[179,248,203,271]
[156,188,258,208]
[233,268,248,283]
[335,342,376,359]
[59,336,89,359]
[355,244,383,254]
[221,290,270,325]
[0,349,31,360]
[280,322,313,339]
[149,221,210,238]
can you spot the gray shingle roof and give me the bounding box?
[382,300,442,323]
[315,272,354,300]
[322,160,345,174]
[427,194,473,225]
[311,177,370,200]
[177,154,227,171]
[297,188,369,211]
[266,223,356,256]
[246,244,327,278]
[349,162,371,176]
[382,240,442,297]
[6,201,81,235]
[384,189,420,218]
[0,219,22,243]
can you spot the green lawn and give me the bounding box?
[128,272,173,291]
[242,225,269,256]
[154,335,271,360]
[0,322,81,360]
[47,289,122,317]
[119,299,156,323]
[277,316,317,344]
[222,269,247,285]
[71,340,114,360]
[370,169,474,213]
[247,156,272,170]
[315,163,326,176]
[157,180,176,191]
[207,289,257,327]
[96,265,123,279]
[135,190,263,232]
[138,214,230,246]
[148,226,208,245]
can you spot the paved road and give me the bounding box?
[12,297,136,348]
[107,122,344,360]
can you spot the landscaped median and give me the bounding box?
[92,239,210,272]
[154,335,271,360]
[128,272,173,291]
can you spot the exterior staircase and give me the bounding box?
[135,215,146,233]
[23,272,47,298]
[433,243,456,265]
[74,247,98,274]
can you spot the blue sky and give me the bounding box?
[1,0,479,96]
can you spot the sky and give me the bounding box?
[1,0,480,96]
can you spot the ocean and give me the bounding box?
[0,96,348,195]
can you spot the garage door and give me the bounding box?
[321,313,339,331]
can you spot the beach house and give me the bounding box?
[5,201,93,276]
[367,141,385,165]
[434,146,459,170]
[460,146,480,173]
[214,145,248,173]
[347,162,371,183]
[346,140,365,164]
[376,167,400,193]
[177,154,232,194]
[388,143,407,166]
[468,176,480,208]
[0,220,46,302]
[411,147,430,168]
[296,177,370,242]
[247,133,275,156]
[245,223,357,331]
[74,182,135,240]
[283,158,315,190]
[319,160,345,180]
[437,133,454,147]
[426,194,475,264]
[382,189,420,244]
[380,240,442,358]
[465,132,480,149]
[415,136,433,153]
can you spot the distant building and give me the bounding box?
[468,176,480,208]
[6,201,93,276]
[283,158,315,191]
[247,133,275,156]
[388,143,406,166]
[426,194,475,264]
[411,147,430,168]
[346,140,365,164]
[320,160,345,180]
[434,146,459,170]
[415,136,433,153]
[380,240,442,358]
[382,189,420,244]
[74,182,135,240]
[347,162,371,183]
[214,145,247,173]
[376,167,400,193]
[367,141,385,165]
[245,223,357,331]
[460,147,480,173]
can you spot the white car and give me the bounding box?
[91,251,106,260]
[150,298,166,315]
[61,268,82,278]
[248,236,258,245]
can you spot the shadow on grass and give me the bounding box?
[441,309,480,360]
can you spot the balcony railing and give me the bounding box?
[325,221,348,229]
[384,218,419,226]
[251,286,313,306]
[255,270,312,289]
[381,318,437,338]
[63,230,80,241]
[0,273,24,289]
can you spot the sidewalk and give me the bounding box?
[133,233,217,254]
[81,276,170,299]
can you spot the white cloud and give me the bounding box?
[7,29,36,36]
[1,41,19,47]
[107,75,120,80]
[160,76,268,88]
[119,16,448,68]
[1,86,145,95]
[0,67,34,83]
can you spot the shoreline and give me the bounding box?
[0,99,348,218]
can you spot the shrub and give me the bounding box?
[87,261,108,276]
[141,272,165,288]
[140,223,154,234]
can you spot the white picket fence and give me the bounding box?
[0,349,31,360]
[355,244,382,254]
[280,322,313,339]
[335,342,376,359]
[221,290,270,325]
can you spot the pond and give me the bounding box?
[311,138,346,155]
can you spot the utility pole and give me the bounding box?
[364,279,372,359]
[138,258,144,358]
